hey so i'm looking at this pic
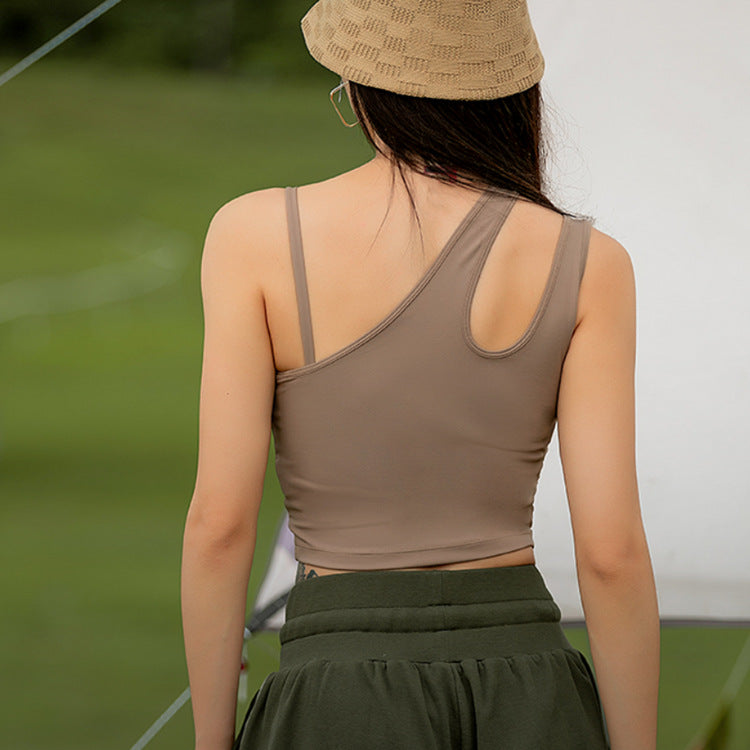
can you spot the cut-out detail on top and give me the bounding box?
[462,214,573,360]
[276,186,496,384]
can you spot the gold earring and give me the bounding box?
[329,79,360,128]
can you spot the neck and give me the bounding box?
[367,150,459,184]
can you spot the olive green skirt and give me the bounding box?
[234,563,610,749]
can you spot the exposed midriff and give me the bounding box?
[301,544,535,577]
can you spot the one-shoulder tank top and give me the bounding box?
[271,185,592,570]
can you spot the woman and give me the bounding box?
[181,1,660,749]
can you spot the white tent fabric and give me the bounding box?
[527,0,749,621]
[251,514,297,632]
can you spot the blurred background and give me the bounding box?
[0,1,748,749]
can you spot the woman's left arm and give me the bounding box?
[181,193,277,750]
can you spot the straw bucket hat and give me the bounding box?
[300,0,545,100]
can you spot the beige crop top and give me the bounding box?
[271,185,591,569]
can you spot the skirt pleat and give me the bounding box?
[234,563,611,749]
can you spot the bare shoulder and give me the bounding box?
[200,187,288,284]
[205,187,287,254]
[577,225,636,327]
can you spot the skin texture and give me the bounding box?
[181,151,659,750]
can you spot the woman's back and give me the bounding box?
[224,155,620,576]
[192,153,637,586]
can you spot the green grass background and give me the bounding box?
[0,58,748,750]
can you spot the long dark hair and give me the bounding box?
[346,80,592,256]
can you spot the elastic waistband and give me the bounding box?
[285,563,554,616]
[279,564,573,667]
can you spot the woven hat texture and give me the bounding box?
[301,0,545,100]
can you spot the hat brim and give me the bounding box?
[300,0,544,100]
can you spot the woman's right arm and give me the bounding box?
[557,229,660,750]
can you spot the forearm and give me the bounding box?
[577,549,660,750]
[181,519,256,750]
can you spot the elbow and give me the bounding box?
[578,552,634,582]
[576,531,651,582]
[183,502,257,555]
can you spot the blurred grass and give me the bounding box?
[0,57,748,749]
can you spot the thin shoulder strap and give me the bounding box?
[572,217,592,285]
[561,215,592,328]
[284,186,316,365]
[536,214,593,343]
